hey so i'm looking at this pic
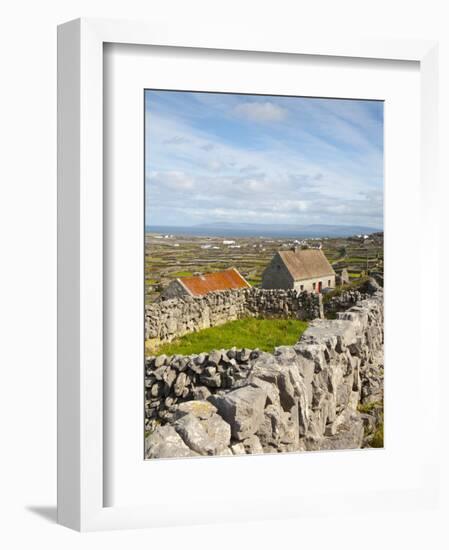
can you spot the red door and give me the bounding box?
[317,281,322,293]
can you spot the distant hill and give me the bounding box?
[146,222,382,238]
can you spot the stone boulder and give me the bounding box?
[145,425,198,459]
[305,412,364,451]
[242,434,264,454]
[210,385,267,441]
[173,400,232,455]
[176,400,217,419]
[174,413,217,455]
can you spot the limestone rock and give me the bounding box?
[208,349,222,366]
[163,368,177,390]
[201,413,231,452]
[250,377,281,408]
[305,413,364,451]
[173,402,232,455]
[231,442,246,455]
[256,403,282,447]
[173,372,188,397]
[154,355,167,368]
[190,386,212,401]
[242,434,264,454]
[176,400,217,419]
[200,372,222,388]
[210,385,267,440]
[174,413,216,455]
[145,425,197,459]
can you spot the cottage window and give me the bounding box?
[328,280,331,287]
[312,282,316,290]
[300,285,304,291]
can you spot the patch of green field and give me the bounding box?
[155,317,308,355]
[246,278,261,286]
[171,271,193,277]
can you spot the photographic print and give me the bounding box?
[144,90,384,459]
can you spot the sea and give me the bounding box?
[145,225,379,239]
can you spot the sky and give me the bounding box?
[145,90,383,229]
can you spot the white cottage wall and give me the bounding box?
[293,274,336,293]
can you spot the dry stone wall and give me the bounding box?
[145,288,322,344]
[145,289,384,458]
[323,278,381,317]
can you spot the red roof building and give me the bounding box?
[159,268,250,300]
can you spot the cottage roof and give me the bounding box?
[278,249,335,281]
[177,268,250,297]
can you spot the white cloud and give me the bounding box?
[207,159,226,172]
[324,204,350,214]
[163,136,190,145]
[234,101,287,122]
[242,178,267,192]
[150,171,194,191]
[201,143,215,151]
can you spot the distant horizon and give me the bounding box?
[145,221,382,230]
[144,222,382,239]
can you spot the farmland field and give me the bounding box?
[145,231,383,303]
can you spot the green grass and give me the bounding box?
[155,317,308,355]
[357,400,382,414]
[370,421,384,448]
[345,256,377,262]
[171,271,193,277]
[246,278,261,287]
[358,401,384,448]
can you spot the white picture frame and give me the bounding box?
[57,17,440,531]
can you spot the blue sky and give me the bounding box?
[145,90,383,229]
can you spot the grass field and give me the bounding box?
[155,317,308,355]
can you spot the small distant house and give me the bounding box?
[337,268,350,285]
[159,268,251,300]
[261,248,336,293]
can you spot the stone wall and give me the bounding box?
[323,278,381,318]
[145,290,384,458]
[145,287,322,345]
[323,289,369,317]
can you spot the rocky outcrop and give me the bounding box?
[145,287,322,345]
[145,289,384,458]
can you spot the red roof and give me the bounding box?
[178,268,250,297]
